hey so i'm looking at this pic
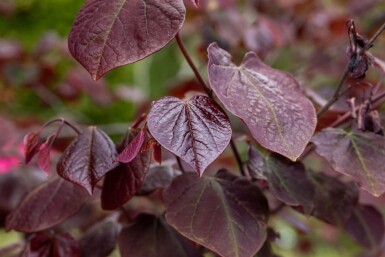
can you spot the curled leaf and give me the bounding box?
[207,43,316,160]
[68,0,186,80]
[115,129,145,163]
[147,95,232,176]
[57,126,117,194]
[24,131,40,164]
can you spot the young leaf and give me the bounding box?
[164,170,269,257]
[207,43,316,161]
[119,214,202,257]
[57,126,117,194]
[68,0,186,80]
[344,205,385,249]
[24,131,40,164]
[115,129,145,163]
[147,95,232,176]
[52,232,80,257]
[312,128,385,196]
[248,147,315,212]
[6,177,89,232]
[79,221,120,257]
[140,165,181,194]
[101,131,151,210]
[37,134,55,175]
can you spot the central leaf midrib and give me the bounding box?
[240,68,292,158]
[185,103,201,172]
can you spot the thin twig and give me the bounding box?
[41,117,81,135]
[364,21,385,50]
[176,156,186,173]
[175,32,246,176]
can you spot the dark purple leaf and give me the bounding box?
[115,129,145,163]
[6,177,89,232]
[23,232,51,257]
[101,131,151,210]
[312,128,385,196]
[248,147,315,212]
[68,0,186,80]
[152,141,162,164]
[207,43,316,161]
[52,232,80,257]
[57,126,117,194]
[24,131,40,164]
[119,214,202,257]
[344,205,385,249]
[79,221,120,257]
[140,165,181,194]
[37,134,55,175]
[307,172,359,225]
[147,95,232,176]
[164,170,269,257]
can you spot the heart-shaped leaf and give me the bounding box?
[119,214,202,257]
[6,178,89,232]
[164,170,269,257]
[101,130,151,210]
[68,0,186,80]
[207,43,316,160]
[147,95,232,176]
[79,221,120,257]
[344,205,385,249]
[57,126,117,194]
[312,128,385,196]
[248,147,315,212]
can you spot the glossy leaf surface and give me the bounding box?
[101,131,151,210]
[312,128,385,196]
[115,129,145,163]
[164,170,269,257]
[68,0,186,80]
[207,43,316,160]
[57,126,117,194]
[147,95,232,176]
[119,214,202,257]
[344,205,385,249]
[79,221,120,257]
[6,178,89,232]
[248,147,314,212]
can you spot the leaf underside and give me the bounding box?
[312,128,385,196]
[207,43,316,160]
[147,95,232,176]
[164,170,269,257]
[68,0,186,80]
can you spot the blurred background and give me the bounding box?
[1,0,385,256]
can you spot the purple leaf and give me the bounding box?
[152,141,162,164]
[164,170,269,257]
[24,131,40,164]
[57,126,117,194]
[207,43,316,161]
[6,177,89,232]
[37,134,55,175]
[79,221,120,257]
[147,95,232,176]
[115,129,145,163]
[68,0,186,80]
[140,165,182,194]
[101,131,151,210]
[248,147,315,212]
[119,214,202,257]
[344,205,385,249]
[52,232,80,257]
[189,0,199,7]
[312,128,385,196]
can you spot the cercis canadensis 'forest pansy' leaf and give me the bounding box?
[140,165,181,194]
[115,129,145,163]
[68,0,186,80]
[247,147,315,213]
[207,43,316,161]
[164,170,269,257]
[24,131,40,164]
[101,130,151,210]
[37,134,56,175]
[57,126,117,195]
[119,214,202,257]
[6,177,89,232]
[312,128,385,196]
[147,95,232,176]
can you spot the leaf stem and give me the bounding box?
[175,33,213,98]
[175,32,246,176]
[41,118,81,135]
[364,21,385,50]
[176,156,186,173]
